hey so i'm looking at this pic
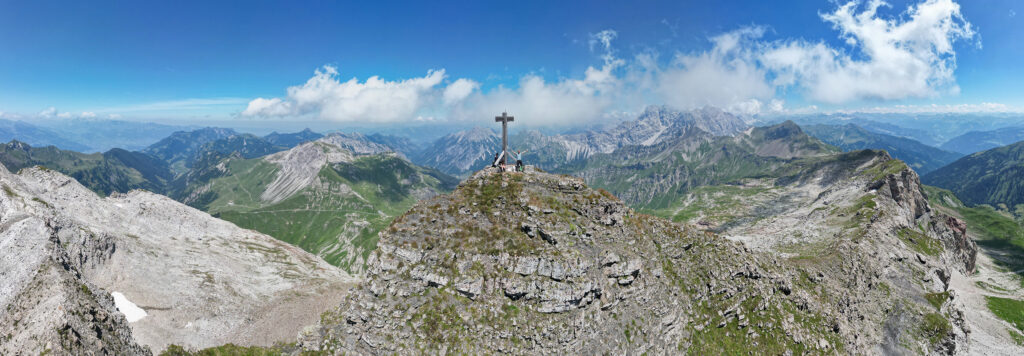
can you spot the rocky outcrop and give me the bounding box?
[303,169,857,354]
[299,149,981,354]
[261,140,356,203]
[698,150,979,354]
[0,214,149,355]
[0,165,355,353]
[318,132,400,157]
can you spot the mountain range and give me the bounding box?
[0,119,91,152]
[939,126,1024,155]
[775,113,1024,148]
[414,127,501,176]
[562,121,836,213]
[513,106,750,172]
[6,106,1024,353]
[924,140,1024,209]
[802,123,963,174]
[0,140,174,196]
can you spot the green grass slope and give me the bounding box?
[924,185,1024,277]
[923,140,1024,208]
[184,153,457,273]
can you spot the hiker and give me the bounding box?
[512,149,527,172]
[492,152,500,168]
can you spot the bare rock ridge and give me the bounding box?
[261,139,357,204]
[259,132,411,205]
[685,149,979,353]
[318,132,400,157]
[301,164,977,354]
[0,164,355,354]
[0,203,148,355]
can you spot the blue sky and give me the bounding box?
[0,0,1020,127]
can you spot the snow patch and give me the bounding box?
[111,291,148,322]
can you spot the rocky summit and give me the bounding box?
[297,162,977,354]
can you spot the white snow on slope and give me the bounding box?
[111,291,147,322]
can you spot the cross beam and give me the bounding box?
[495,112,514,165]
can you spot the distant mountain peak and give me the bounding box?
[451,127,498,142]
[760,120,804,140]
[319,132,396,155]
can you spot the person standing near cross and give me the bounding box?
[511,149,527,172]
[495,112,514,166]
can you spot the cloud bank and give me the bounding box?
[763,0,976,103]
[241,0,979,124]
[242,66,450,123]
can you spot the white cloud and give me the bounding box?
[762,0,976,103]
[242,97,291,116]
[238,0,979,124]
[653,27,774,112]
[450,74,616,126]
[442,78,479,105]
[242,65,455,123]
[34,107,85,119]
[38,107,58,117]
[80,111,96,118]
[589,29,618,56]
[447,30,626,125]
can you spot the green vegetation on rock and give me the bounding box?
[897,226,943,257]
[924,291,950,310]
[920,312,952,347]
[924,185,1024,280]
[985,296,1024,334]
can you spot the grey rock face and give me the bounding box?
[304,169,854,354]
[678,150,980,354]
[318,132,400,157]
[0,165,355,354]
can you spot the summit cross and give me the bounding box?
[495,112,514,165]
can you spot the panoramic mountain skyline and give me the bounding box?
[1,0,1020,130]
[7,1,1024,354]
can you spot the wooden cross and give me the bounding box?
[495,112,514,165]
